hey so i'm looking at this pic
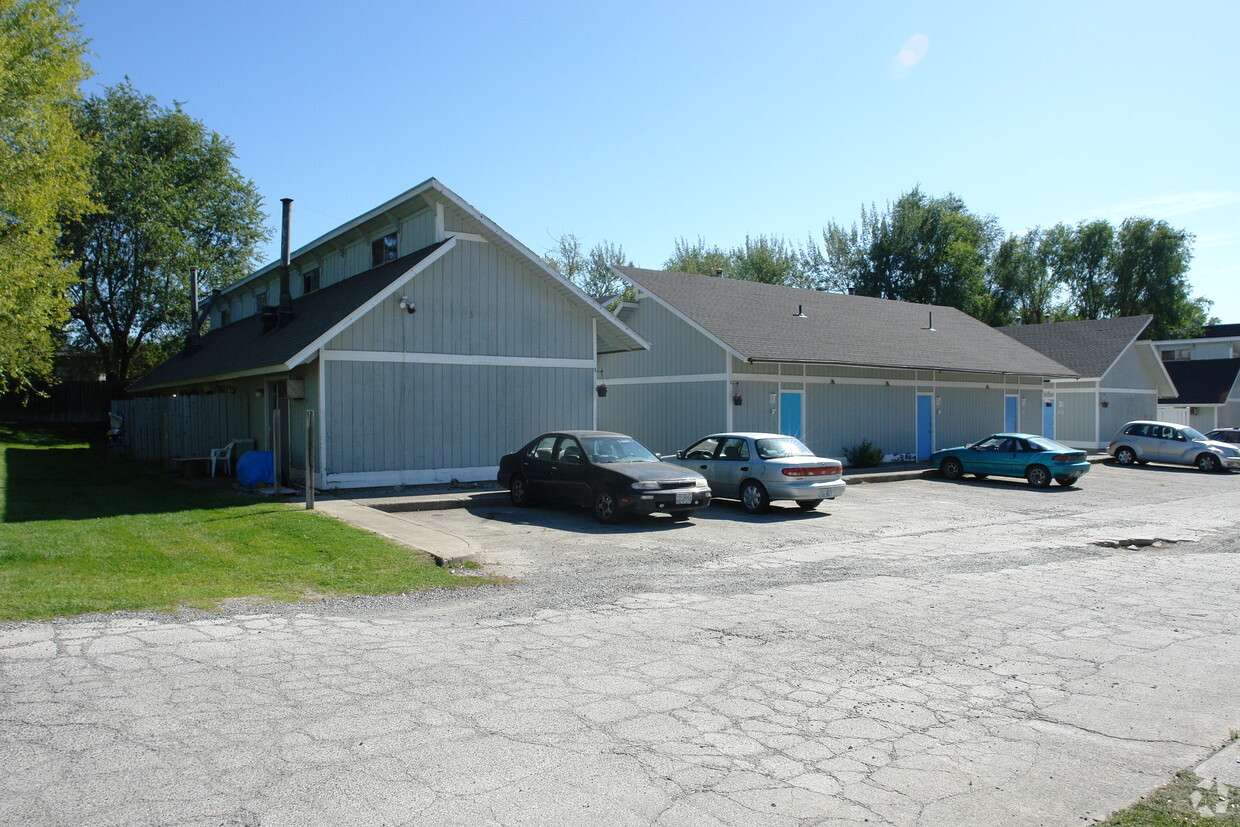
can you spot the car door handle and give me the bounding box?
[740,467,748,472]
[698,465,708,470]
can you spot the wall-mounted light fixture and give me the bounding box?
[397,296,416,314]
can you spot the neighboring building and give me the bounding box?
[123,178,648,488]
[596,267,1076,463]
[999,316,1176,450]
[1150,324,1240,429]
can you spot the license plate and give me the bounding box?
[675,492,692,505]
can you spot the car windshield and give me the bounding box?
[755,437,815,460]
[1026,437,1069,452]
[1183,427,1208,441]
[581,436,660,464]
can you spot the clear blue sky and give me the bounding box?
[76,0,1240,322]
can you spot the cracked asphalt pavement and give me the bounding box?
[2,463,1238,825]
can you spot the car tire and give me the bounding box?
[739,480,770,514]
[796,499,822,511]
[1196,453,1221,473]
[509,474,533,507]
[593,488,623,524]
[940,457,964,480]
[1055,475,1077,487]
[1026,464,1052,488]
[671,510,695,521]
[1114,446,1137,466]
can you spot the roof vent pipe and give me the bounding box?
[277,197,294,328]
[794,305,807,318]
[925,311,936,331]
[714,268,723,277]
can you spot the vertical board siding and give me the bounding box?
[325,361,592,474]
[327,245,591,360]
[1100,393,1156,444]
[601,300,725,379]
[597,382,727,456]
[936,387,1003,449]
[806,383,916,460]
[732,380,780,433]
[1057,393,1097,445]
[1101,345,1154,389]
[1019,389,1042,434]
[400,209,435,254]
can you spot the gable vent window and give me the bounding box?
[371,233,398,267]
[1161,348,1191,362]
[220,307,231,326]
[302,267,320,295]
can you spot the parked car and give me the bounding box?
[497,430,711,523]
[1205,428,1240,445]
[1107,421,1240,472]
[666,432,845,513]
[930,433,1090,488]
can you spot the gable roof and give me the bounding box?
[222,178,645,357]
[613,267,1076,377]
[1203,323,1240,338]
[1158,358,1240,405]
[129,241,454,392]
[998,315,1153,379]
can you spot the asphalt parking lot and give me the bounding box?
[2,463,1238,825]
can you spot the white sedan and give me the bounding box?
[666,432,845,513]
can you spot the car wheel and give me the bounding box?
[1026,464,1051,488]
[1114,446,1137,466]
[940,457,964,480]
[1055,475,1078,487]
[1196,453,1221,473]
[972,473,988,480]
[509,474,533,507]
[795,499,822,511]
[671,510,695,521]
[593,488,623,524]
[739,480,770,514]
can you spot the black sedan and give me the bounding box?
[497,430,711,523]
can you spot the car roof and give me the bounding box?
[1119,420,1192,428]
[538,430,628,439]
[692,432,801,441]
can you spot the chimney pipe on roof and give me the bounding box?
[277,198,294,328]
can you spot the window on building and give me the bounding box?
[371,233,398,267]
[302,268,320,294]
[1161,348,1191,361]
[220,307,231,326]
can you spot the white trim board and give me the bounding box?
[322,465,497,489]
[606,372,1049,390]
[1052,387,1158,395]
[322,350,595,370]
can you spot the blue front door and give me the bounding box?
[916,394,934,459]
[1042,399,1055,439]
[1004,395,1019,432]
[780,392,803,440]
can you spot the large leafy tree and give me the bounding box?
[987,229,1064,325]
[1042,220,1114,320]
[810,189,1000,318]
[544,233,631,300]
[664,236,729,276]
[0,0,93,392]
[62,81,269,383]
[1110,218,1209,339]
[665,234,807,286]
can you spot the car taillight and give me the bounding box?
[783,466,842,477]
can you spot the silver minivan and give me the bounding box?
[1107,420,1240,472]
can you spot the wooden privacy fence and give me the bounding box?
[115,394,254,462]
[0,381,113,423]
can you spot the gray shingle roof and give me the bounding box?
[1158,358,1240,405]
[615,267,1076,377]
[128,242,448,392]
[998,315,1153,379]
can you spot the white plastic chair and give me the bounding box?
[209,440,240,477]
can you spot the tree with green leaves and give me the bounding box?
[1042,220,1114,320]
[812,188,1000,318]
[664,236,730,276]
[544,234,631,300]
[62,81,269,384]
[0,0,93,392]
[1110,218,1209,339]
[728,235,807,286]
[987,229,1064,325]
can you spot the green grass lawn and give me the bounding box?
[0,422,489,620]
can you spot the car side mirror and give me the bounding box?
[676,450,685,460]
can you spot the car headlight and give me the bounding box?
[631,480,661,490]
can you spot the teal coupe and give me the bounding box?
[929,433,1090,488]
